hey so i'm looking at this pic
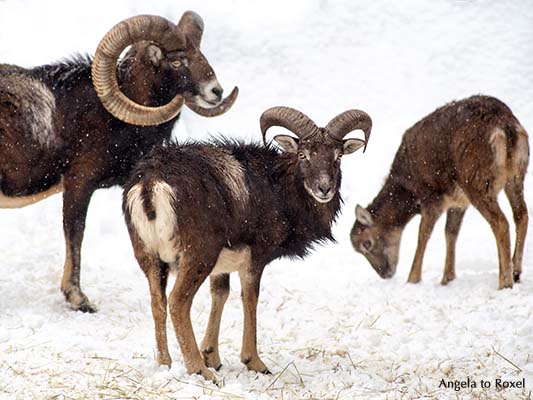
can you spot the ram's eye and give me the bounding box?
[298,151,306,160]
[171,60,182,68]
[362,239,373,251]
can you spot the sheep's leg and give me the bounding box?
[200,274,230,370]
[471,196,513,289]
[139,254,171,366]
[61,176,97,313]
[169,258,214,381]
[407,209,440,284]
[441,207,466,285]
[239,267,269,374]
[504,178,528,283]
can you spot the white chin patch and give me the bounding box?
[194,96,219,109]
[310,190,334,203]
[304,183,333,203]
[313,194,334,204]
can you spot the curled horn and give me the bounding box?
[259,106,321,145]
[92,15,186,126]
[178,10,204,47]
[325,110,372,152]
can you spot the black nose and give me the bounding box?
[318,185,332,196]
[211,87,223,98]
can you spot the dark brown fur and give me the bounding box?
[0,35,225,312]
[351,95,529,289]
[122,132,365,380]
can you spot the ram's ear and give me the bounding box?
[356,205,374,226]
[273,135,299,153]
[343,138,365,155]
[145,44,165,67]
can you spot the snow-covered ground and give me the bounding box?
[1,1,532,399]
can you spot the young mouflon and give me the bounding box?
[123,106,372,380]
[351,95,528,289]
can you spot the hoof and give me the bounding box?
[157,354,172,367]
[440,274,455,286]
[77,302,97,313]
[202,346,222,370]
[498,280,514,290]
[213,375,224,387]
[242,356,269,374]
[407,277,421,284]
[63,287,97,313]
[193,366,214,382]
[513,271,521,283]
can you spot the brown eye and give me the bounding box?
[363,239,373,251]
[298,152,306,159]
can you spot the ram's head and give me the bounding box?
[92,12,238,126]
[260,106,372,203]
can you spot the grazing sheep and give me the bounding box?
[351,95,528,289]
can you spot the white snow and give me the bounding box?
[1,0,532,399]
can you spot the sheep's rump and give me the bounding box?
[123,142,252,262]
[392,95,529,202]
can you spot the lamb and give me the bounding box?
[0,12,238,312]
[350,95,529,289]
[123,106,372,380]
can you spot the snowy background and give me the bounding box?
[1,0,532,399]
